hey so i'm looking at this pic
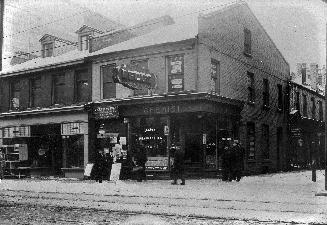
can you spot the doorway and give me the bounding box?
[184,133,202,164]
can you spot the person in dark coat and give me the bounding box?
[170,143,185,185]
[230,140,245,182]
[104,150,114,181]
[135,141,148,182]
[92,149,106,183]
[221,140,232,181]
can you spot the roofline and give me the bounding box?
[75,25,104,34]
[290,81,325,98]
[39,34,76,45]
[0,58,85,77]
[0,105,85,119]
[87,38,197,62]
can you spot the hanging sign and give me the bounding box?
[112,64,157,90]
[2,126,30,138]
[61,122,87,135]
[93,106,119,120]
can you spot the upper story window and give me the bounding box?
[75,70,89,103]
[302,94,307,117]
[295,91,300,110]
[131,59,149,96]
[244,28,252,56]
[311,97,316,120]
[167,54,184,93]
[318,100,323,121]
[277,84,283,111]
[210,59,220,94]
[262,124,269,159]
[102,64,116,99]
[42,42,54,57]
[52,74,65,105]
[80,35,89,51]
[263,79,269,108]
[247,122,255,160]
[10,80,20,110]
[29,77,41,108]
[247,72,255,103]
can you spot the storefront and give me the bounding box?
[0,107,88,178]
[87,92,243,178]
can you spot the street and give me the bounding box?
[0,170,326,225]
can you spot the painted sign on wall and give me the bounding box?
[93,105,119,120]
[112,64,157,90]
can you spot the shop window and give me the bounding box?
[52,74,65,105]
[302,94,307,117]
[277,84,283,111]
[10,80,20,110]
[167,54,184,93]
[318,100,323,121]
[102,64,116,99]
[262,124,269,159]
[210,59,220,94]
[75,69,89,103]
[263,79,269,108]
[42,42,54,58]
[244,28,252,56]
[247,122,255,160]
[29,77,41,108]
[311,97,316,120]
[132,116,168,157]
[247,72,255,103]
[131,59,149,96]
[66,135,84,168]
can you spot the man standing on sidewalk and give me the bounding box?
[231,140,245,182]
[171,143,185,185]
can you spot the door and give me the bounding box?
[184,133,202,164]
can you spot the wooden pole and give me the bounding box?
[325,22,327,190]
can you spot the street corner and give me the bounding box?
[121,214,170,225]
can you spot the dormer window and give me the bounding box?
[42,42,54,57]
[80,35,89,51]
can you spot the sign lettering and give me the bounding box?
[93,106,119,120]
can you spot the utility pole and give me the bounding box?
[325,22,327,191]
[0,0,4,71]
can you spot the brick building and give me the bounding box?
[0,2,291,178]
[86,2,290,176]
[289,81,325,169]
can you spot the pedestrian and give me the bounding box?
[135,141,148,182]
[92,149,106,183]
[170,143,185,185]
[221,139,232,181]
[104,149,113,181]
[230,140,245,182]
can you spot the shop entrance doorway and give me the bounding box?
[184,133,202,164]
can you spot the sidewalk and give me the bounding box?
[1,170,326,224]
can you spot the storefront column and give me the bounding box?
[84,134,88,167]
[62,138,67,168]
[215,118,218,170]
[127,119,131,154]
[167,116,171,171]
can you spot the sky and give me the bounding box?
[3,0,327,72]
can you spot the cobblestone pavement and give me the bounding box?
[0,200,308,225]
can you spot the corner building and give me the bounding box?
[87,2,290,177]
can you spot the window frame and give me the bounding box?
[130,59,149,96]
[311,97,316,120]
[29,76,41,108]
[43,42,54,57]
[51,73,66,105]
[302,93,307,117]
[277,84,283,111]
[80,35,89,51]
[101,64,116,99]
[75,69,89,103]
[247,72,255,104]
[247,122,256,160]
[318,100,323,121]
[244,28,252,56]
[9,80,20,110]
[261,124,270,159]
[167,54,184,93]
[210,59,220,94]
[263,78,269,108]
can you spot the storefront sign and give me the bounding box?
[93,106,119,120]
[1,126,30,138]
[112,64,156,90]
[61,122,87,135]
[145,157,169,170]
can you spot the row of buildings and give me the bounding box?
[0,2,325,179]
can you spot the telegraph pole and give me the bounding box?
[325,22,327,191]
